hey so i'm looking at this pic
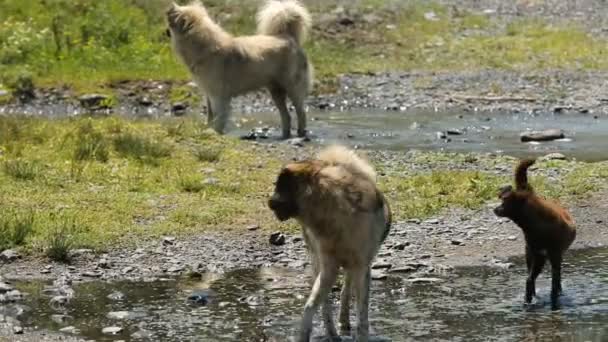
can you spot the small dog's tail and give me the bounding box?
[317,145,377,182]
[515,158,536,191]
[256,0,312,45]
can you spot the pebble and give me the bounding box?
[371,270,388,281]
[102,326,123,335]
[162,236,176,245]
[407,277,444,284]
[107,291,126,301]
[107,311,131,320]
[13,326,23,334]
[0,249,20,262]
[269,232,286,246]
[59,326,80,334]
[0,282,14,293]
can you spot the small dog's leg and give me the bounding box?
[549,251,563,309]
[525,253,546,304]
[270,88,292,139]
[298,260,338,342]
[339,272,352,336]
[287,90,307,138]
[353,267,370,342]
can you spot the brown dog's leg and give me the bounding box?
[525,252,546,304]
[298,259,338,342]
[549,251,563,309]
[353,267,370,342]
[338,272,352,336]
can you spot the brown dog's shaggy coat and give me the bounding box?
[166,0,313,139]
[268,145,391,342]
[494,158,576,309]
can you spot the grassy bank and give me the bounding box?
[1,0,608,96]
[1,116,607,260]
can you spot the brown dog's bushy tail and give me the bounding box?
[317,145,377,182]
[256,0,312,45]
[515,158,536,191]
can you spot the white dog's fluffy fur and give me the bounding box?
[166,0,313,139]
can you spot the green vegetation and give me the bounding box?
[1,0,607,95]
[1,116,607,257]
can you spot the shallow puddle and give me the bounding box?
[5,247,608,341]
[234,108,608,162]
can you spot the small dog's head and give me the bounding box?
[268,162,317,222]
[493,184,523,218]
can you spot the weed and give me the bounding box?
[178,173,205,193]
[193,146,222,163]
[3,159,39,180]
[0,210,35,251]
[113,132,171,164]
[72,121,110,162]
[44,215,82,263]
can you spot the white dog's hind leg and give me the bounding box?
[270,88,292,139]
[287,90,307,138]
[299,259,338,342]
[338,272,352,336]
[353,267,370,342]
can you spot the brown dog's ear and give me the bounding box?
[498,185,513,199]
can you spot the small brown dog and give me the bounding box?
[268,145,391,342]
[494,158,576,309]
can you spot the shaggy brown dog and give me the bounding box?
[268,145,391,342]
[166,0,313,139]
[494,158,576,309]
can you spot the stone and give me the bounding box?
[138,97,153,106]
[82,271,102,278]
[13,326,23,334]
[121,266,134,274]
[520,129,565,142]
[60,326,80,334]
[107,291,126,301]
[393,242,410,250]
[171,102,187,115]
[78,94,109,109]
[450,240,464,246]
[446,128,464,135]
[162,236,176,245]
[371,261,392,270]
[97,258,111,269]
[371,270,388,281]
[247,224,260,231]
[0,282,14,294]
[187,290,212,306]
[0,249,20,262]
[269,232,286,246]
[102,326,123,335]
[407,277,444,284]
[424,219,440,224]
[389,266,417,274]
[540,153,567,161]
[107,311,131,320]
[50,295,69,310]
[5,290,23,302]
[51,314,72,324]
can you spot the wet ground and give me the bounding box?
[4,247,607,341]
[234,108,608,162]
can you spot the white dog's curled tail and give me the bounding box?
[256,0,312,45]
[317,145,377,183]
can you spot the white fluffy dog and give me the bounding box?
[166,0,313,139]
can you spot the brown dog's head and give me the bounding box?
[493,184,525,218]
[268,162,318,222]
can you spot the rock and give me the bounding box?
[371,261,392,270]
[122,266,134,274]
[162,236,176,245]
[97,258,111,269]
[424,11,439,21]
[450,240,464,246]
[0,249,20,262]
[171,102,187,115]
[389,266,417,274]
[407,277,444,284]
[520,129,565,142]
[187,290,212,306]
[13,326,23,334]
[107,291,126,301]
[131,329,153,339]
[5,290,23,302]
[540,153,567,161]
[82,271,102,278]
[393,242,410,250]
[435,131,447,140]
[107,311,131,320]
[167,265,184,273]
[0,282,14,293]
[371,270,388,281]
[138,97,153,106]
[60,326,80,334]
[269,232,286,246]
[50,295,69,310]
[51,314,72,324]
[287,137,310,147]
[78,94,109,109]
[203,177,218,185]
[102,326,123,335]
[247,224,260,231]
[424,218,440,224]
[446,128,464,135]
[338,16,355,26]
[507,235,517,241]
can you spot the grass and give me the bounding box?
[3,159,40,180]
[1,0,608,95]
[1,116,608,256]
